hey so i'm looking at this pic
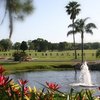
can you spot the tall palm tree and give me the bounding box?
[67,23,77,51]
[75,18,97,63]
[65,1,81,59]
[1,0,34,39]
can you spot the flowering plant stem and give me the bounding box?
[22,85,24,100]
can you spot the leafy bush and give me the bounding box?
[13,51,28,61]
[96,49,100,58]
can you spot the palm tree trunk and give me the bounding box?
[73,34,77,59]
[72,19,77,59]
[8,0,13,39]
[81,32,84,63]
[9,13,13,39]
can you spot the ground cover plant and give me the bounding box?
[0,65,100,100]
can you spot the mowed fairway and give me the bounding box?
[0,49,99,74]
[0,49,98,61]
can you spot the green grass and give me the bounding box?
[0,61,75,74]
[0,49,99,74]
[0,49,98,61]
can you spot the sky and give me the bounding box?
[0,0,100,43]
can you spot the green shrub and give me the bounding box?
[96,49,100,58]
[13,51,28,61]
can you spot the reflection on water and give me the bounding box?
[90,71,100,86]
[9,70,100,92]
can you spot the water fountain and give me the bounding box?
[79,61,92,86]
[70,61,94,87]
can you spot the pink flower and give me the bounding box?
[18,79,28,86]
[0,75,10,86]
[24,87,29,95]
[46,82,61,90]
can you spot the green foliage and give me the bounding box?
[0,39,12,51]
[13,51,28,61]
[32,38,48,52]
[20,41,28,52]
[13,42,21,51]
[65,1,81,20]
[0,37,99,51]
[1,0,34,38]
[96,49,100,58]
[28,40,34,50]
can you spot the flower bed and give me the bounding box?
[0,65,99,100]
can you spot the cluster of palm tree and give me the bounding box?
[0,0,34,39]
[65,1,97,63]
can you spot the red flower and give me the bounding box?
[0,75,10,86]
[24,87,30,96]
[0,66,5,74]
[18,79,28,85]
[24,86,29,92]
[46,82,61,90]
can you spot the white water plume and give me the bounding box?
[70,61,93,87]
[79,61,92,86]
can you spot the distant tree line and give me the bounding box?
[0,38,100,52]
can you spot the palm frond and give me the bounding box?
[67,30,74,36]
[68,23,74,28]
[67,30,76,36]
[83,17,90,22]
[65,1,81,19]
[85,29,93,35]
[75,18,97,35]
[85,23,96,35]
[86,23,97,29]
[75,17,89,27]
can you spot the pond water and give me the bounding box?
[9,70,100,93]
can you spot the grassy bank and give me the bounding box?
[0,49,99,74]
[0,61,76,74]
[1,60,100,74]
